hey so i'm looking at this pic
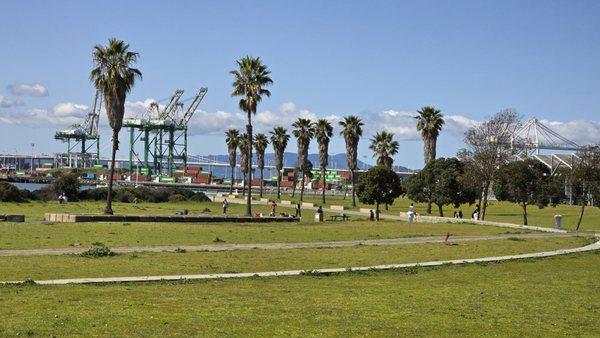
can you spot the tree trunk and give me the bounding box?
[375,202,380,221]
[384,203,388,211]
[229,166,234,194]
[351,169,356,207]
[522,203,528,225]
[480,180,491,220]
[438,204,444,217]
[430,136,437,162]
[300,171,305,201]
[576,199,586,231]
[426,195,432,214]
[259,168,264,198]
[104,129,119,215]
[246,122,252,216]
[276,169,281,200]
[321,166,326,204]
[242,172,246,196]
[291,169,297,197]
[423,138,429,165]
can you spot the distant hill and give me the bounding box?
[199,152,414,178]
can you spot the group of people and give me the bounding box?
[221,198,307,219]
[57,192,68,204]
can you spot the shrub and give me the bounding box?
[32,186,57,201]
[52,172,80,200]
[189,192,210,202]
[0,182,25,202]
[168,194,186,202]
[79,243,115,258]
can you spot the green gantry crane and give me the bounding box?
[124,87,207,177]
[54,91,101,168]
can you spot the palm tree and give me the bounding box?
[90,38,141,215]
[230,56,273,216]
[314,119,333,204]
[238,133,251,197]
[225,129,239,194]
[292,118,315,201]
[369,131,399,169]
[415,106,445,165]
[254,133,269,198]
[339,115,364,207]
[269,126,290,200]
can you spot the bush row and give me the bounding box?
[0,181,210,203]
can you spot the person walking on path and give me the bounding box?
[222,199,228,214]
[294,202,302,218]
[270,200,277,217]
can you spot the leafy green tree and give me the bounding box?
[339,115,364,207]
[415,106,445,165]
[314,119,333,204]
[225,129,240,194]
[356,166,403,220]
[369,131,399,169]
[52,172,80,200]
[571,146,600,230]
[253,133,269,198]
[493,159,556,225]
[292,118,315,201]
[269,126,290,200]
[230,56,273,215]
[404,157,478,217]
[90,38,141,214]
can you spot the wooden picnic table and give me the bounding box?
[330,214,350,221]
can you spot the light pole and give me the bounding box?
[30,143,35,174]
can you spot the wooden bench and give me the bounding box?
[329,214,350,221]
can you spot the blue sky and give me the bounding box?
[0,0,599,168]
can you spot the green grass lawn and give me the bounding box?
[0,236,590,281]
[1,251,598,336]
[0,201,532,250]
[268,194,600,231]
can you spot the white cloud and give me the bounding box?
[53,102,88,117]
[538,119,600,146]
[0,95,25,108]
[7,83,49,97]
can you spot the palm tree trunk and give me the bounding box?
[277,169,281,200]
[300,171,305,201]
[104,129,119,215]
[576,199,586,231]
[291,168,298,197]
[351,169,356,207]
[246,122,252,216]
[423,138,430,165]
[229,166,234,195]
[321,166,326,204]
[242,172,246,196]
[430,136,437,162]
[259,167,264,198]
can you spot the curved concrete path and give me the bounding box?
[0,233,578,257]
[216,196,568,234]
[3,235,598,285]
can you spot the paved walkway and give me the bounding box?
[4,234,598,285]
[0,233,577,257]
[218,196,568,234]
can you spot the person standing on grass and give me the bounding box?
[294,202,302,218]
[369,210,375,221]
[222,199,228,214]
[270,200,277,216]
